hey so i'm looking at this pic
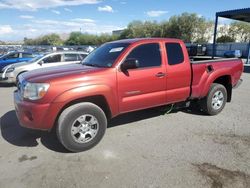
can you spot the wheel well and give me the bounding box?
[55,95,112,126]
[213,75,232,102]
[17,71,27,77]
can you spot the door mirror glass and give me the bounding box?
[121,58,139,71]
[38,60,44,66]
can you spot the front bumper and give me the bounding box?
[14,90,54,130]
[0,73,15,83]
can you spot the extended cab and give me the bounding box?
[14,38,243,152]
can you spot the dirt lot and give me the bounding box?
[0,73,250,188]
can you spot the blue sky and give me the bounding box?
[0,0,249,41]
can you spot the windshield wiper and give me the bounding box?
[83,63,106,68]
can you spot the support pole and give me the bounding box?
[212,14,218,59]
[247,41,250,64]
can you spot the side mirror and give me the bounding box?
[38,60,44,66]
[121,58,139,71]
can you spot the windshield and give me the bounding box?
[82,43,130,68]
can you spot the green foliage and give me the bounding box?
[229,21,250,42]
[119,13,213,43]
[24,33,63,45]
[0,40,6,45]
[120,20,163,39]
[21,13,250,46]
[217,21,250,43]
[65,32,118,45]
[216,35,235,43]
[41,34,63,45]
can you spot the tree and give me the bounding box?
[23,34,63,45]
[120,13,213,43]
[229,21,250,42]
[119,20,162,39]
[165,13,213,43]
[65,32,82,45]
[217,35,235,43]
[39,34,63,45]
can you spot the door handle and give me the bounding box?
[155,72,166,77]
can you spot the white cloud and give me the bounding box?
[19,15,34,19]
[146,10,168,17]
[64,7,72,12]
[0,25,13,35]
[197,14,203,18]
[218,17,232,25]
[98,5,114,13]
[0,17,124,41]
[29,18,121,34]
[0,0,100,11]
[51,10,60,15]
[71,18,96,23]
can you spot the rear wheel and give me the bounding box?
[200,83,227,115]
[56,102,107,152]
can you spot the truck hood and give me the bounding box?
[22,63,102,83]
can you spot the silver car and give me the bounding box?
[0,51,88,84]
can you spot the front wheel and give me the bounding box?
[56,102,107,152]
[200,83,227,115]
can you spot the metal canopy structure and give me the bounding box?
[212,8,250,63]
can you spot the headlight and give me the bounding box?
[23,82,50,100]
[6,67,15,73]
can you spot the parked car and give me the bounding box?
[0,51,88,84]
[0,51,38,71]
[14,38,243,152]
[224,50,242,58]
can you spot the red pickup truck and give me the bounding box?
[14,38,243,152]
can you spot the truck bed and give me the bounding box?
[190,56,239,64]
[190,57,243,99]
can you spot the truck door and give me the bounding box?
[117,43,166,113]
[164,42,191,103]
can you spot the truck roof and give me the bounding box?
[109,38,183,44]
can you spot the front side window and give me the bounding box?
[43,54,61,64]
[165,43,184,65]
[125,43,161,68]
[6,53,19,59]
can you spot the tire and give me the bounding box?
[200,83,227,115]
[56,102,107,152]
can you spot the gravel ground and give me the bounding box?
[0,73,250,188]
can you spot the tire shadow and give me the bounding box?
[0,110,69,153]
[0,106,206,153]
[0,83,15,87]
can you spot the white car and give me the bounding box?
[0,51,88,84]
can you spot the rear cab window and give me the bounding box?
[165,43,184,65]
[125,43,162,68]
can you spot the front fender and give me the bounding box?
[52,84,118,117]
